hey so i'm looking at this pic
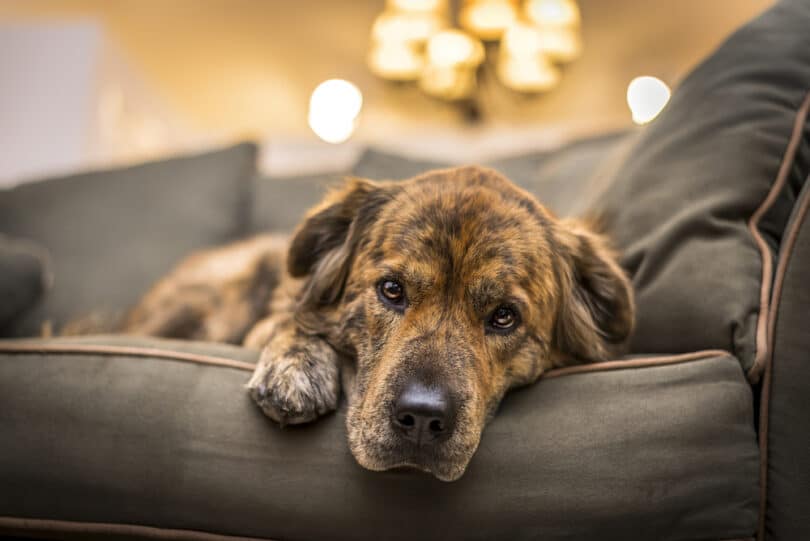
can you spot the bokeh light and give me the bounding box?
[425,29,484,68]
[524,0,581,28]
[627,76,671,124]
[308,79,363,144]
[460,0,518,41]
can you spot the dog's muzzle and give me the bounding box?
[391,381,456,447]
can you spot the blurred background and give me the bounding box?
[0,0,771,185]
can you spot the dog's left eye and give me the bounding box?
[488,306,519,332]
[378,279,407,310]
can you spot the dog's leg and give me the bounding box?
[119,235,286,344]
[244,314,341,426]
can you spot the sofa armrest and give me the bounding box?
[761,180,810,540]
[0,336,757,541]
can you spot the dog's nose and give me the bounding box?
[392,382,455,444]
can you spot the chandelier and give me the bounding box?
[368,0,582,101]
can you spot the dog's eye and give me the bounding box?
[378,279,406,309]
[488,306,519,332]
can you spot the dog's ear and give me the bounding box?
[553,218,635,363]
[288,177,392,311]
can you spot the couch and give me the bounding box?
[1,1,809,540]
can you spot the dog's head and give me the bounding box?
[287,166,634,481]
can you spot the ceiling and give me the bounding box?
[0,0,773,144]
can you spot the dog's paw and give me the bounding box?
[246,340,340,426]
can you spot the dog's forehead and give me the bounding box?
[366,167,556,286]
[384,169,551,242]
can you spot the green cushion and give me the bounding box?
[763,181,810,540]
[252,172,344,233]
[585,0,810,377]
[487,131,628,216]
[352,148,449,181]
[0,336,757,541]
[0,143,257,337]
[350,132,627,217]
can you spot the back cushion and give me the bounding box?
[586,0,810,378]
[0,235,48,326]
[350,132,626,217]
[0,143,257,337]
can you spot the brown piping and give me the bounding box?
[0,516,276,541]
[0,342,257,371]
[0,341,732,379]
[0,516,753,541]
[756,175,810,541]
[542,349,732,379]
[746,91,810,383]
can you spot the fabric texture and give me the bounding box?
[250,132,628,235]
[488,131,629,217]
[762,180,810,541]
[0,143,257,337]
[251,172,344,233]
[352,148,449,181]
[0,336,758,541]
[351,132,627,217]
[0,235,49,326]
[583,0,810,375]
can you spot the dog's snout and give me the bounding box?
[392,382,455,444]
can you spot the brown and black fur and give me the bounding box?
[119,166,635,481]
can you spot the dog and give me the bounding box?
[120,166,635,481]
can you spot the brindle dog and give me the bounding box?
[122,166,635,481]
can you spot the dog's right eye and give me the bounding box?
[377,279,407,310]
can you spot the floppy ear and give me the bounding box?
[553,218,635,363]
[288,177,392,312]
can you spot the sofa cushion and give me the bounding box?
[352,148,449,181]
[250,132,628,237]
[0,336,757,541]
[487,131,629,216]
[0,235,49,326]
[584,0,810,379]
[351,132,627,217]
[252,172,344,233]
[0,143,257,337]
[760,180,810,540]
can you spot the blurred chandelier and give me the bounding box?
[368,0,582,101]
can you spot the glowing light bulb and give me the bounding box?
[425,29,484,68]
[501,22,543,55]
[524,0,581,28]
[387,0,445,13]
[308,79,363,144]
[371,11,445,44]
[627,76,671,124]
[368,42,425,80]
[460,0,518,41]
[497,56,560,92]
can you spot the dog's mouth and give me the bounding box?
[349,428,479,482]
[361,451,471,482]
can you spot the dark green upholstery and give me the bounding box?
[763,180,810,541]
[584,0,810,374]
[350,131,628,217]
[0,143,257,338]
[0,337,757,541]
[252,172,344,233]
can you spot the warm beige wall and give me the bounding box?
[0,0,773,141]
